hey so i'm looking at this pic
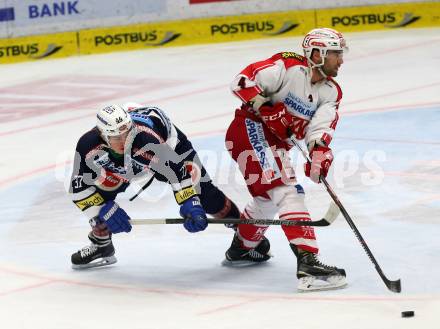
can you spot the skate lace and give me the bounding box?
[308,253,336,270]
[80,244,98,258]
[248,249,264,259]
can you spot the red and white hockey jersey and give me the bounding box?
[231,52,342,148]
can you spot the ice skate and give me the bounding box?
[71,234,117,269]
[292,245,346,292]
[222,234,272,267]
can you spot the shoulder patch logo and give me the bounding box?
[281,52,304,61]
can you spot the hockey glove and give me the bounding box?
[179,196,208,233]
[304,145,334,183]
[259,102,307,140]
[98,201,132,234]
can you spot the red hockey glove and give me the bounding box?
[259,102,308,140]
[259,102,294,139]
[304,145,333,183]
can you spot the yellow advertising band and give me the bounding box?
[0,2,439,64]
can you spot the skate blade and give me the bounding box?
[221,259,266,267]
[221,254,272,267]
[297,275,347,292]
[72,256,117,270]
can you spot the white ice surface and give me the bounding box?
[0,28,439,329]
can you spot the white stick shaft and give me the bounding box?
[130,219,168,225]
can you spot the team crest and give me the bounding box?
[96,169,126,191]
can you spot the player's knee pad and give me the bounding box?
[269,184,317,250]
[268,184,308,215]
[236,196,276,247]
[243,195,277,220]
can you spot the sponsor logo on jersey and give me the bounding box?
[281,52,304,61]
[94,31,181,47]
[96,170,125,191]
[245,119,281,183]
[0,43,62,58]
[284,92,316,119]
[90,151,147,181]
[94,155,127,175]
[75,192,105,211]
[174,186,197,204]
[331,12,420,28]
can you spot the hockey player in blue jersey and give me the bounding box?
[69,103,241,269]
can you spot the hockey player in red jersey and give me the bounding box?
[223,28,348,291]
[69,103,241,269]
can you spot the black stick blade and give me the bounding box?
[386,279,402,293]
[309,218,331,226]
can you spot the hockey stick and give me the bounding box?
[129,176,155,201]
[291,139,401,293]
[131,201,340,227]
